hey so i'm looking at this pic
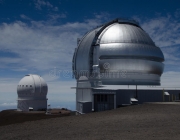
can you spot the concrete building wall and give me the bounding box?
[116,90,135,106]
[76,87,180,114]
[82,89,92,101]
[76,89,83,101]
[116,89,180,105]
[137,90,180,103]
[137,90,163,103]
[164,90,180,101]
[76,102,92,114]
[82,102,92,113]
[76,89,92,102]
[17,99,47,111]
[76,77,92,113]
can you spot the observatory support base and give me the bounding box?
[17,99,47,111]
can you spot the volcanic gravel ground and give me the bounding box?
[0,109,71,126]
[1,104,180,140]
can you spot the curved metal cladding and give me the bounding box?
[17,74,48,96]
[73,18,164,85]
[17,74,48,111]
[73,27,102,78]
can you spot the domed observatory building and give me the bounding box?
[17,74,48,111]
[72,18,165,114]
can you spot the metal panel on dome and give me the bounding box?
[75,27,102,76]
[99,59,164,75]
[99,58,163,85]
[99,23,155,45]
[99,43,164,62]
[73,18,165,85]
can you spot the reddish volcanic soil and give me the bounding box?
[1,104,180,140]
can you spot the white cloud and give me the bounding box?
[0,13,109,111]
[0,78,18,93]
[139,14,180,48]
[175,9,180,18]
[1,12,179,73]
[134,11,180,69]
[34,0,58,11]
[0,77,76,111]
[20,14,32,20]
[0,102,17,111]
[47,13,66,20]
[0,21,76,71]
[53,7,59,11]
[0,14,107,72]
[0,102,17,106]
[161,71,180,87]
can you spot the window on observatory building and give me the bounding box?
[105,94,107,102]
[26,85,28,87]
[22,85,24,87]
[30,85,32,87]
[94,94,114,112]
[97,95,100,102]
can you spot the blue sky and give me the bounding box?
[0,0,180,111]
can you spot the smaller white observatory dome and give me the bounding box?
[17,74,48,111]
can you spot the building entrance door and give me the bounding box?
[94,94,114,112]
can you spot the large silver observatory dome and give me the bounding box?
[72,18,164,85]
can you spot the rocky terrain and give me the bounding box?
[0,104,180,140]
[0,109,72,126]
